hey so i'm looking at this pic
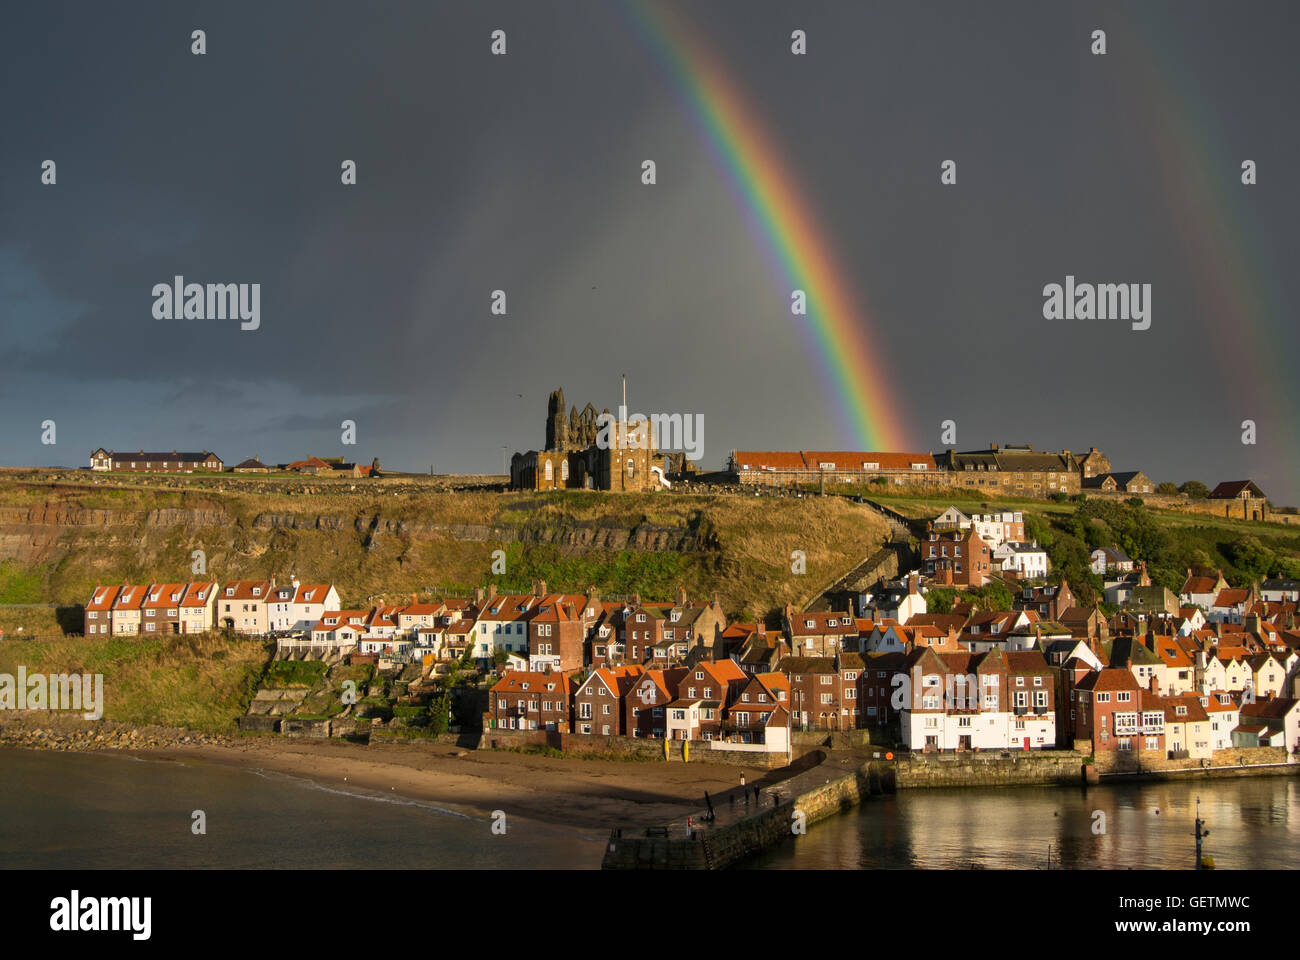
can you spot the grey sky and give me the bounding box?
[1,1,1297,500]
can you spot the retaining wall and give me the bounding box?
[893,750,1090,788]
[602,756,892,869]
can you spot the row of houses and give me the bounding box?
[87,449,379,477]
[83,578,339,636]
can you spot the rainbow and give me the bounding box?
[1117,9,1295,497]
[620,1,908,451]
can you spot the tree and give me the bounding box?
[1156,482,1179,495]
[1179,481,1210,499]
[968,580,1014,612]
[926,587,958,614]
[1274,557,1300,579]
[428,693,451,735]
[1228,536,1273,578]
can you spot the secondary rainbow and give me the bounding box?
[621,1,907,451]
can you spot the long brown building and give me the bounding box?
[730,444,1102,497]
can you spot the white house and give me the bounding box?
[933,506,971,529]
[971,511,1025,549]
[471,592,535,661]
[1260,579,1300,603]
[1090,545,1134,576]
[1201,693,1240,751]
[998,541,1049,579]
[860,574,927,624]
[292,581,340,631]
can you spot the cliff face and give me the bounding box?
[0,479,885,618]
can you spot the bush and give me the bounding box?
[264,660,329,688]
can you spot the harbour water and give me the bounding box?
[3,748,1295,869]
[0,748,603,869]
[745,776,1299,869]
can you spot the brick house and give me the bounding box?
[1014,580,1076,621]
[573,665,644,736]
[665,659,747,741]
[141,582,188,636]
[624,668,687,738]
[659,589,728,661]
[486,670,573,732]
[1072,668,1165,753]
[84,584,120,636]
[720,673,791,748]
[779,655,854,730]
[783,607,860,657]
[526,592,590,673]
[921,526,993,587]
[895,647,1056,751]
[621,599,667,664]
[858,651,908,726]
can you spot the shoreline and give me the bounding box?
[0,716,776,832]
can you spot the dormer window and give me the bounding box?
[252,587,261,596]
[226,587,234,596]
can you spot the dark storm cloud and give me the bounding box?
[1,1,1297,500]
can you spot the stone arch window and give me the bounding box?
[561,460,569,482]
[544,461,553,481]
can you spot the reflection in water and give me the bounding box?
[745,778,1299,870]
[0,748,602,870]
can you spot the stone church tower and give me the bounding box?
[545,388,568,452]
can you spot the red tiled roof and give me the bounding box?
[87,585,121,611]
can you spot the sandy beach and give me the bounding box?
[151,738,786,830]
[0,715,795,832]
